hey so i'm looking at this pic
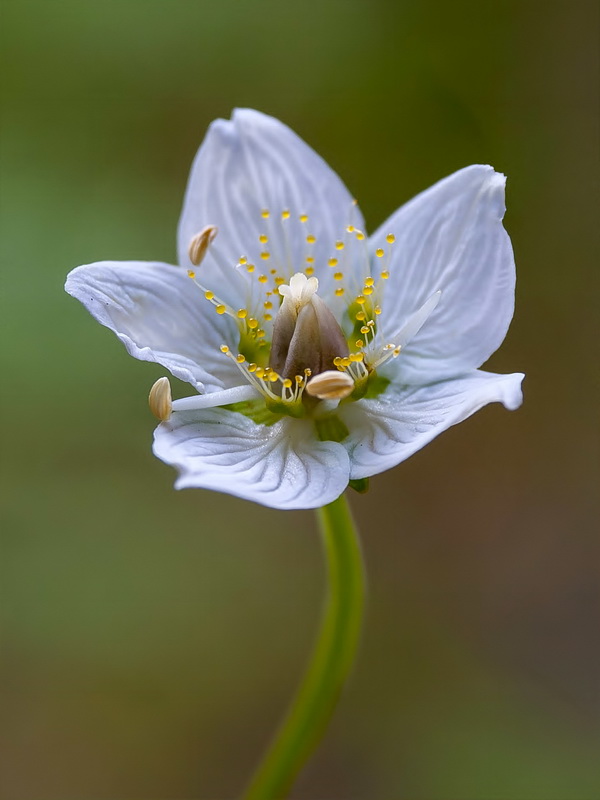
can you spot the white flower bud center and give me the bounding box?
[278,272,319,311]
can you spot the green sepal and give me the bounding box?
[363,373,390,398]
[349,477,370,493]
[315,415,350,443]
[223,399,282,426]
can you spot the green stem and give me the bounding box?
[243,493,366,800]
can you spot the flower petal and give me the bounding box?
[371,166,516,383]
[153,408,350,510]
[340,370,524,479]
[65,261,240,392]
[177,109,364,302]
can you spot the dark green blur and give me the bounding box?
[1,1,598,798]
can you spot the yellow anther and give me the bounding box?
[268,372,278,383]
[295,375,303,385]
[355,339,364,348]
[350,352,364,362]
[356,311,366,321]
[248,363,257,373]
[239,256,247,265]
[270,268,277,275]
[236,354,245,363]
[341,357,351,367]
[237,308,248,319]
[264,313,272,321]
[333,357,342,367]
[283,378,292,389]
[204,290,214,300]
[346,225,355,233]
[299,213,308,223]
[306,234,316,244]
[246,264,255,273]
[328,258,338,267]
[374,305,382,315]
[306,255,315,264]
[187,269,196,279]
[361,326,370,334]
[281,209,290,219]
[363,286,373,296]
[220,345,229,353]
[255,367,265,379]
[334,272,343,281]
[356,231,365,241]
[305,266,315,276]
[304,368,312,377]
[393,347,401,357]
[386,233,395,244]
[380,270,390,280]
[335,241,345,250]
[264,300,273,310]
[376,248,384,257]
[258,274,268,284]
[247,318,259,329]
[365,276,375,286]
[256,329,266,338]
[261,209,270,219]
[356,295,366,305]
[274,276,285,285]
[335,287,345,296]
[259,234,268,244]
[216,304,226,315]
[260,251,270,260]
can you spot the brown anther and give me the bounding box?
[148,377,172,421]
[305,370,354,400]
[188,225,218,266]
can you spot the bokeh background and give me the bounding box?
[1,1,598,798]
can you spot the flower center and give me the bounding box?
[185,207,439,415]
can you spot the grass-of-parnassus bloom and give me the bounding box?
[66,109,523,510]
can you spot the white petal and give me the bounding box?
[177,109,364,300]
[371,166,516,383]
[153,408,350,510]
[340,370,524,479]
[65,260,240,392]
[387,291,442,351]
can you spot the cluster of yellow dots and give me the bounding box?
[188,210,399,388]
[220,344,313,402]
[333,352,365,369]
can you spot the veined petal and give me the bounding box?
[340,370,524,479]
[65,261,240,392]
[153,408,350,510]
[177,109,365,301]
[371,166,516,383]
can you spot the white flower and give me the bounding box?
[65,109,524,510]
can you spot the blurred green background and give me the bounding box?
[1,1,598,798]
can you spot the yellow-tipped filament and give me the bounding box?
[184,212,402,412]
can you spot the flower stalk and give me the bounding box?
[243,493,366,799]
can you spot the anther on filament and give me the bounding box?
[148,377,172,421]
[188,225,218,267]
